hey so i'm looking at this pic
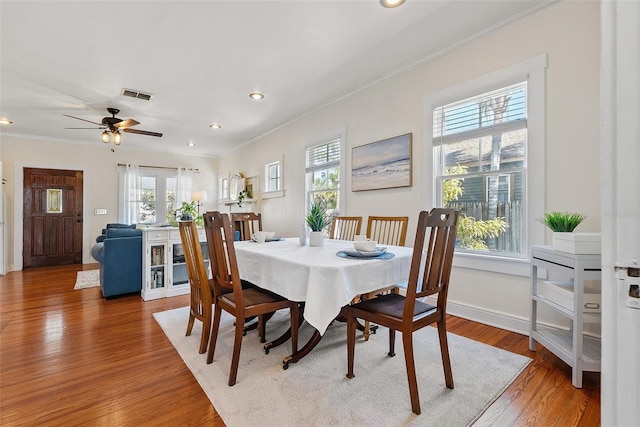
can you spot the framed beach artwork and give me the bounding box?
[351,133,412,192]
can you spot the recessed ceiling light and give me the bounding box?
[249,92,264,100]
[186,141,196,147]
[209,124,222,129]
[380,0,405,8]
[0,118,13,125]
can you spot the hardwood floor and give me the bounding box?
[0,264,600,426]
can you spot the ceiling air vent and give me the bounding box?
[121,88,153,101]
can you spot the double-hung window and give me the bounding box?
[426,55,547,275]
[305,137,341,216]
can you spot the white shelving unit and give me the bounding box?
[141,227,209,301]
[529,245,602,388]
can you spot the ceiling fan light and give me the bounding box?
[113,131,122,145]
[101,130,111,143]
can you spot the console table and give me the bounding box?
[529,245,601,388]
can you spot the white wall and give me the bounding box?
[216,1,602,332]
[0,136,218,271]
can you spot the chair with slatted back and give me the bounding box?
[329,216,362,241]
[360,215,410,339]
[178,221,212,354]
[366,216,409,247]
[231,212,262,241]
[345,208,459,415]
[203,211,300,386]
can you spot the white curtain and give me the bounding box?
[123,164,140,224]
[176,168,193,206]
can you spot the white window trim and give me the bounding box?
[118,167,177,225]
[262,156,285,199]
[218,172,230,201]
[422,55,547,276]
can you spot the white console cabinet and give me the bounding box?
[141,227,209,301]
[529,245,601,388]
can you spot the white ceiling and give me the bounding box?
[0,0,549,157]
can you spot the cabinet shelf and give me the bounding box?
[142,227,210,300]
[529,245,601,388]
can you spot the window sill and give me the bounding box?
[262,190,285,199]
[452,251,531,277]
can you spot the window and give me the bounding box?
[305,136,342,217]
[219,174,229,200]
[119,167,188,225]
[424,55,547,275]
[266,161,281,192]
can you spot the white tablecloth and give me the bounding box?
[234,238,413,335]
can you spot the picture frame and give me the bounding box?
[351,133,412,191]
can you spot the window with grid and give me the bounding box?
[266,161,281,192]
[305,137,341,216]
[433,81,527,256]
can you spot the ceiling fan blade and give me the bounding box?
[63,114,103,126]
[65,127,106,130]
[114,119,140,129]
[123,128,163,137]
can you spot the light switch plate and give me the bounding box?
[94,209,107,215]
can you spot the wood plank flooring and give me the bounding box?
[0,264,600,426]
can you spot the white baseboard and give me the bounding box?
[440,299,531,336]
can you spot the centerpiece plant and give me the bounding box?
[305,200,327,247]
[175,201,204,227]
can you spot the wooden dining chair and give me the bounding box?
[203,211,300,386]
[178,221,212,354]
[231,212,262,241]
[329,216,362,240]
[360,215,409,339]
[345,208,459,415]
[366,216,409,246]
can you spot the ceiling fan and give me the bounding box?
[64,107,162,145]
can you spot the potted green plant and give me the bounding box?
[538,211,599,254]
[538,211,586,232]
[305,201,327,247]
[175,201,203,227]
[237,189,252,208]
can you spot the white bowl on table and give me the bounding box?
[353,239,377,252]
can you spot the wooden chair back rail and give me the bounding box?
[365,216,409,246]
[345,208,459,415]
[231,212,262,241]
[329,216,363,241]
[178,221,213,354]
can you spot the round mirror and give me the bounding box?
[229,173,245,200]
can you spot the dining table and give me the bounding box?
[233,237,414,368]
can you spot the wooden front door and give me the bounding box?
[23,168,83,268]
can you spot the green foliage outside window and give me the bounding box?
[443,164,509,250]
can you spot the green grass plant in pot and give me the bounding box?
[306,201,327,247]
[538,211,585,232]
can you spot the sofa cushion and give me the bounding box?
[101,223,136,234]
[105,228,143,238]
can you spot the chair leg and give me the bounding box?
[186,312,195,336]
[258,314,266,343]
[206,305,222,364]
[402,332,421,415]
[199,312,212,354]
[228,316,245,386]
[388,329,396,357]
[346,310,357,379]
[437,319,454,389]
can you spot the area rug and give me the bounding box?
[154,307,531,427]
[73,269,100,289]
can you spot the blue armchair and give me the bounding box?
[91,227,143,299]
